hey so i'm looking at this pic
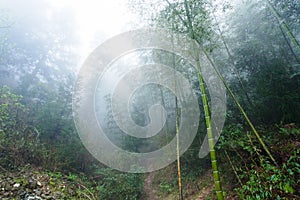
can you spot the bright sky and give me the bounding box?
[47,0,135,36]
[45,0,139,63]
[2,0,234,70]
[1,0,142,73]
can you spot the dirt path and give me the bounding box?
[194,183,214,200]
[144,172,159,200]
[193,169,215,200]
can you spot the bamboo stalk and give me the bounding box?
[224,150,243,187]
[195,48,224,200]
[165,0,279,167]
[183,1,224,199]
[246,131,261,159]
[265,0,300,55]
[277,21,300,63]
[163,0,277,197]
[175,96,184,200]
[200,49,278,166]
[171,23,184,200]
[231,148,250,172]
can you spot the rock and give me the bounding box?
[13,183,21,187]
[37,181,42,187]
[41,193,52,200]
[25,194,43,200]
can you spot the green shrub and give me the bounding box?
[0,86,48,168]
[94,167,144,200]
[236,155,299,199]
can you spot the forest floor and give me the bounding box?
[0,165,95,200]
[0,165,238,200]
[143,168,239,200]
[194,182,214,200]
[1,165,220,200]
[144,172,159,200]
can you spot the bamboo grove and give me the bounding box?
[131,0,300,198]
[0,0,299,199]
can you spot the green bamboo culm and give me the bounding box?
[264,0,300,55]
[165,0,278,167]
[195,49,224,200]
[182,1,224,199]
[165,0,276,195]
[182,0,224,199]
[200,49,278,167]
